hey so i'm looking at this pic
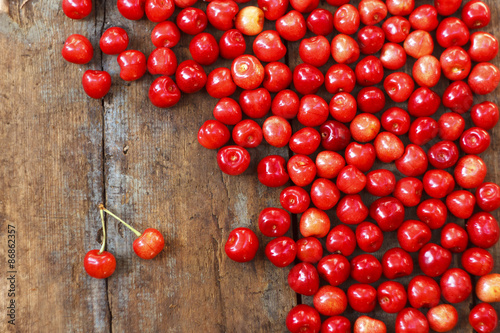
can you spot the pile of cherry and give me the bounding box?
[61,0,500,331]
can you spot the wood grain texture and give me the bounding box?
[0,0,499,332]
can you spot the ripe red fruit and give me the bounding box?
[299,36,330,67]
[331,34,360,64]
[469,303,498,333]
[232,119,263,148]
[349,113,379,143]
[265,237,296,267]
[206,0,238,31]
[333,4,360,35]
[197,120,230,150]
[377,281,407,314]
[408,275,441,308]
[299,95,329,127]
[471,101,499,130]
[476,273,500,303]
[296,237,322,264]
[350,254,382,284]
[117,0,145,20]
[370,197,405,232]
[336,165,366,194]
[148,76,181,108]
[82,70,111,99]
[280,186,310,214]
[374,132,404,163]
[258,0,288,21]
[62,34,93,64]
[317,254,351,286]
[63,0,92,19]
[404,30,433,58]
[381,107,410,136]
[382,247,413,279]
[288,263,320,296]
[454,155,487,189]
[189,33,219,66]
[418,243,452,277]
[440,222,469,253]
[216,145,250,176]
[231,55,264,90]
[347,283,377,313]
[177,7,207,35]
[313,286,347,316]
[275,10,307,42]
[286,304,321,333]
[382,17,409,44]
[307,8,334,35]
[224,227,259,262]
[235,6,265,36]
[258,207,291,237]
[462,0,491,29]
[395,308,429,333]
[469,32,499,62]
[262,116,292,147]
[476,182,500,212]
[409,5,438,31]
[336,194,368,225]
[356,222,383,253]
[219,29,246,60]
[380,43,406,70]
[257,155,289,187]
[321,316,351,333]
[412,55,441,87]
[397,220,432,252]
[206,68,237,99]
[383,72,414,103]
[289,127,321,156]
[299,207,330,238]
[468,62,500,95]
[423,169,455,199]
[355,55,384,86]
[427,304,458,333]
[344,142,376,172]
[145,0,174,22]
[366,169,396,197]
[354,316,386,333]
[175,60,207,94]
[117,50,147,81]
[434,0,461,16]
[287,154,316,187]
[416,199,447,230]
[358,0,387,26]
[461,247,494,276]
[147,47,177,76]
[440,268,472,303]
[310,178,340,211]
[100,27,129,55]
[151,21,180,48]
[427,140,459,169]
[467,212,500,249]
[325,225,356,256]
[358,26,385,54]
[84,249,116,279]
[253,30,287,62]
[316,151,345,179]
[264,62,292,93]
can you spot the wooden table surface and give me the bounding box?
[0,0,499,331]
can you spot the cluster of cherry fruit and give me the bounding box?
[83,205,164,279]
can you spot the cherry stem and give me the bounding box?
[98,209,106,255]
[99,204,142,237]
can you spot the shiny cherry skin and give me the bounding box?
[325,64,356,94]
[63,0,92,19]
[442,81,473,114]
[318,254,351,287]
[224,227,259,262]
[380,43,406,70]
[174,0,196,8]
[82,70,111,99]
[440,46,471,81]
[262,116,292,147]
[409,117,438,146]
[287,154,316,187]
[423,169,455,199]
[333,4,360,35]
[307,9,334,36]
[438,112,465,140]
[357,87,385,113]
[471,101,499,130]
[258,207,291,237]
[216,145,250,176]
[206,0,238,31]
[239,88,271,119]
[366,169,396,197]
[321,316,351,333]
[258,0,288,21]
[351,254,382,284]
[329,92,357,123]
[293,64,324,95]
[315,151,345,179]
[412,55,441,87]
[189,33,218,66]
[272,90,299,119]
[454,155,487,189]
[320,120,352,151]
[404,30,433,59]
[345,142,376,172]
[313,286,348,316]
[427,304,458,333]
[440,268,472,304]
[383,72,414,103]
[441,222,469,253]
[288,262,320,296]
[356,222,383,253]
[257,155,289,187]
[377,281,407,314]
[299,36,330,68]
[347,283,377,313]
[469,303,498,333]
[382,16,410,44]
[117,50,146,81]
[395,144,428,177]
[231,55,264,90]
[296,237,322,264]
[397,220,432,252]
[219,29,246,59]
[408,87,441,117]
[148,76,181,108]
[370,196,405,231]
[374,132,404,163]
[354,316,387,333]
[117,0,145,20]
[310,178,340,211]
[331,34,360,64]
[336,165,367,194]
[232,119,263,148]
[84,250,116,279]
[275,10,306,42]
[408,275,441,308]
[469,32,499,62]
[467,212,500,249]
[280,186,310,214]
[437,17,470,48]
[175,60,206,94]
[386,0,413,16]
[265,237,296,267]
[147,47,177,76]
[286,304,321,333]
[325,225,355,256]
[289,127,321,156]
[476,182,500,212]
[461,247,494,276]
[460,127,490,155]
[393,177,423,207]
[396,308,429,333]
[264,62,292,93]
[99,27,129,55]
[253,30,287,62]
[358,26,385,54]
[358,0,387,26]
[300,208,330,238]
[434,0,461,16]
[427,140,459,169]
[416,199,447,230]
[476,274,500,303]
[151,21,181,48]
[177,7,207,35]
[469,62,500,95]
[197,120,230,150]
[133,228,164,259]
[349,113,380,143]
[381,107,410,136]
[355,55,384,86]
[336,194,368,225]
[382,247,413,279]
[462,0,490,29]
[418,243,452,277]
[62,34,93,64]
[409,5,438,31]
[145,0,174,22]
[235,6,265,36]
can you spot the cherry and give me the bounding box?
[438,112,465,141]
[175,60,207,94]
[257,155,289,187]
[476,274,500,303]
[408,87,442,118]
[331,34,360,64]
[145,0,174,22]
[275,10,306,42]
[394,177,423,207]
[356,222,383,253]
[198,120,230,150]
[462,0,491,29]
[412,55,441,88]
[82,70,111,99]
[206,67,237,99]
[299,207,329,238]
[333,4,360,35]
[383,72,414,103]
[358,26,385,54]
[366,169,396,197]
[427,140,459,169]
[232,120,263,148]
[289,0,319,13]
[358,0,387,26]
[299,95,329,127]
[355,55,384,86]
[441,222,469,253]
[219,29,246,60]
[466,212,500,249]
[296,237,322,264]
[395,308,429,333]
[347,283,377,313]
[293,64,324,95]
[377,281,407,314]
[427,304,458,333]
[264,62,292,93]
[147,47,177,76]
[434,0,461,16]
[151,21,181,48]
[286,304,321,333]
[349,113,380,143]
[454,155,487,189]
[380,43,406,70]
[374,132,404,163]
[189,33,219,66]
[336,194,369,225]
[173,0,196,8]
[217,145,250,176]
[84,209,116,279]
[287,262,320,296]
[316,151,345,179]
[307,9,334,36]
[386,0,413,16]
[313,286,347,316]
[344,142,376,172]
[440,268,472,304]
[397,220,432,252]
[354,316,386,333]
[272,90,299,119]
[310,178,340,211]
[62,34,93,64]
[63,0,92,19]
[382,16,409,44]
[317,254,351,286]
[404,30,433,59]
[460,127,490,155]
[476,182,500,212]
[280,186,310,214]
[289,127,321,156]
[253,30,287,62]
[370,196,405,231]
[206,0,239,31]
[325,225,356,256]
[231,55,264,90]
[469,303,498,333]
[469,32,499,62]
[336,165,366,194]
[117,50,147,81]
[409,5,438,31]
[325,64,356,94]
[265,237,296,267]
[382,247,413,279]
[350,254,382,284]
[148,76,181,108]
[442,81,473,114]
[240,88,271,119]
[408,275,440,308]
[357,87,385,113]
[436,18,470,48]
[471,101,499,130]
[225,227,259,263]
[423,169,455,199]
[409,117,438,146]
[258,0,288,21]
[258,207,291,238]
[418,243,452,277]
[461,247,494,276]
[321,316,351,333]
[468,62,500,95]
[100,205,164,260]
[381,107,410,136]
[299,36,330,68]
[416,199,447,230]
[117,0,145,20]
[288,154,316,187]
[177,7,207,35]
[235,6,265,36]
[100,27,129,55]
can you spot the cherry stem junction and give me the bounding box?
[99,204,142,237]
[98,208,106,255]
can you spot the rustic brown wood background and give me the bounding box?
[0,0,499,331]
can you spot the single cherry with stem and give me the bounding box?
[84,208,116,279]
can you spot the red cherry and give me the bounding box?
[225,227,259,262]
[423,169,455,199]
[469,62,500,95]
[232,120,262,148]
[383,72,414,103]
[117,0,145,20]
[175,60,207,94]
[189,33,219,66]
[462,0,490,29]
[386,0,413,16]
[331,34,360,64]
[234,6,265,36]
[336,165,366,194]
[356,222,383,253]
[258,0,288,21]
[434,0,461,16]
[82,70,111,99]
[427,140,459,169]
[380,43,406,70]
[382,247,413,279]
[347,283,377,313]
[397,220,432,252]
[197,120,230,150]
[117,50,147,81]
[358,0,387,26]
[265,237,296,267]
[84,249,116,279]
[62,34,93,64]
[310,178,340,211]
[321,316,351,333]
[206,67,237,98]
[299,95,329,127]
[454,155,487,189]
[147,47,177,76]
[408,275,441,308]
[280,186,310,214]
[409,5,438,31]
[467,212,500,249]
[289,127,321,156]
[393,177,423,207]
[440,268,472,303]
[148,76,181,108]
[355,55,384,86]
[206,0,238,31]
[350,254,382,284]
[370,196,405,231]
[476,182,500,212]
[461,247,494,276]
[441,222,469,253]
[374,132,404,163]
[354,316,387,333]
[293,64,324,95]
[325,64,356,94]
[231,55,264,90]
[219,29,246,60]
[258,207,291,238]
[307,8,334,36]
[286,304,321,333]
[395,308,429,333]
[440,46,471,81]
[333,4,360,35]
[289,0,319,13]
[416,199,447,230]
[133,228,165,259]
[318,254,351,286]
[377,281,407,314]
[381,107,410,136]
[316,151,345,179]
[253,30,287,62]
[299,208,330,238]
[382,16,409,44]
[257,155,289,187]
[100,27,129,55]
[412,55,441,88]
[299,36,330,68]
[469,32,499,62]
[471,101,499,130]
[177,7,207,35]
[358,25,385,54]
[357,87,385,113]
[469,303,498,333]
[409,117,438,146]
[344,142,376,172]
[404,30,433,58]
[336,194,368,225]
[418,243,452,277]
[313,285,347,316]
[264,62,292,93]
[442,80,473,114]
[151,21,181,48]
[63,0,92,19]
[288,263,320,296]
[240,88,271,119]
[216,145,250,176]
[287,154,316,187]
[145,0,174,22]
[349,113,380,143]
[275,10,306,42]
[272,90,299,119]
[366,169,396,197]
[326,225,356,256]
[427,304,458,333]
[438,112,465,141]
[296,237,322,264]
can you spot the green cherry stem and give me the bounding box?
[98,208,106,255]
[99,204,142,237]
